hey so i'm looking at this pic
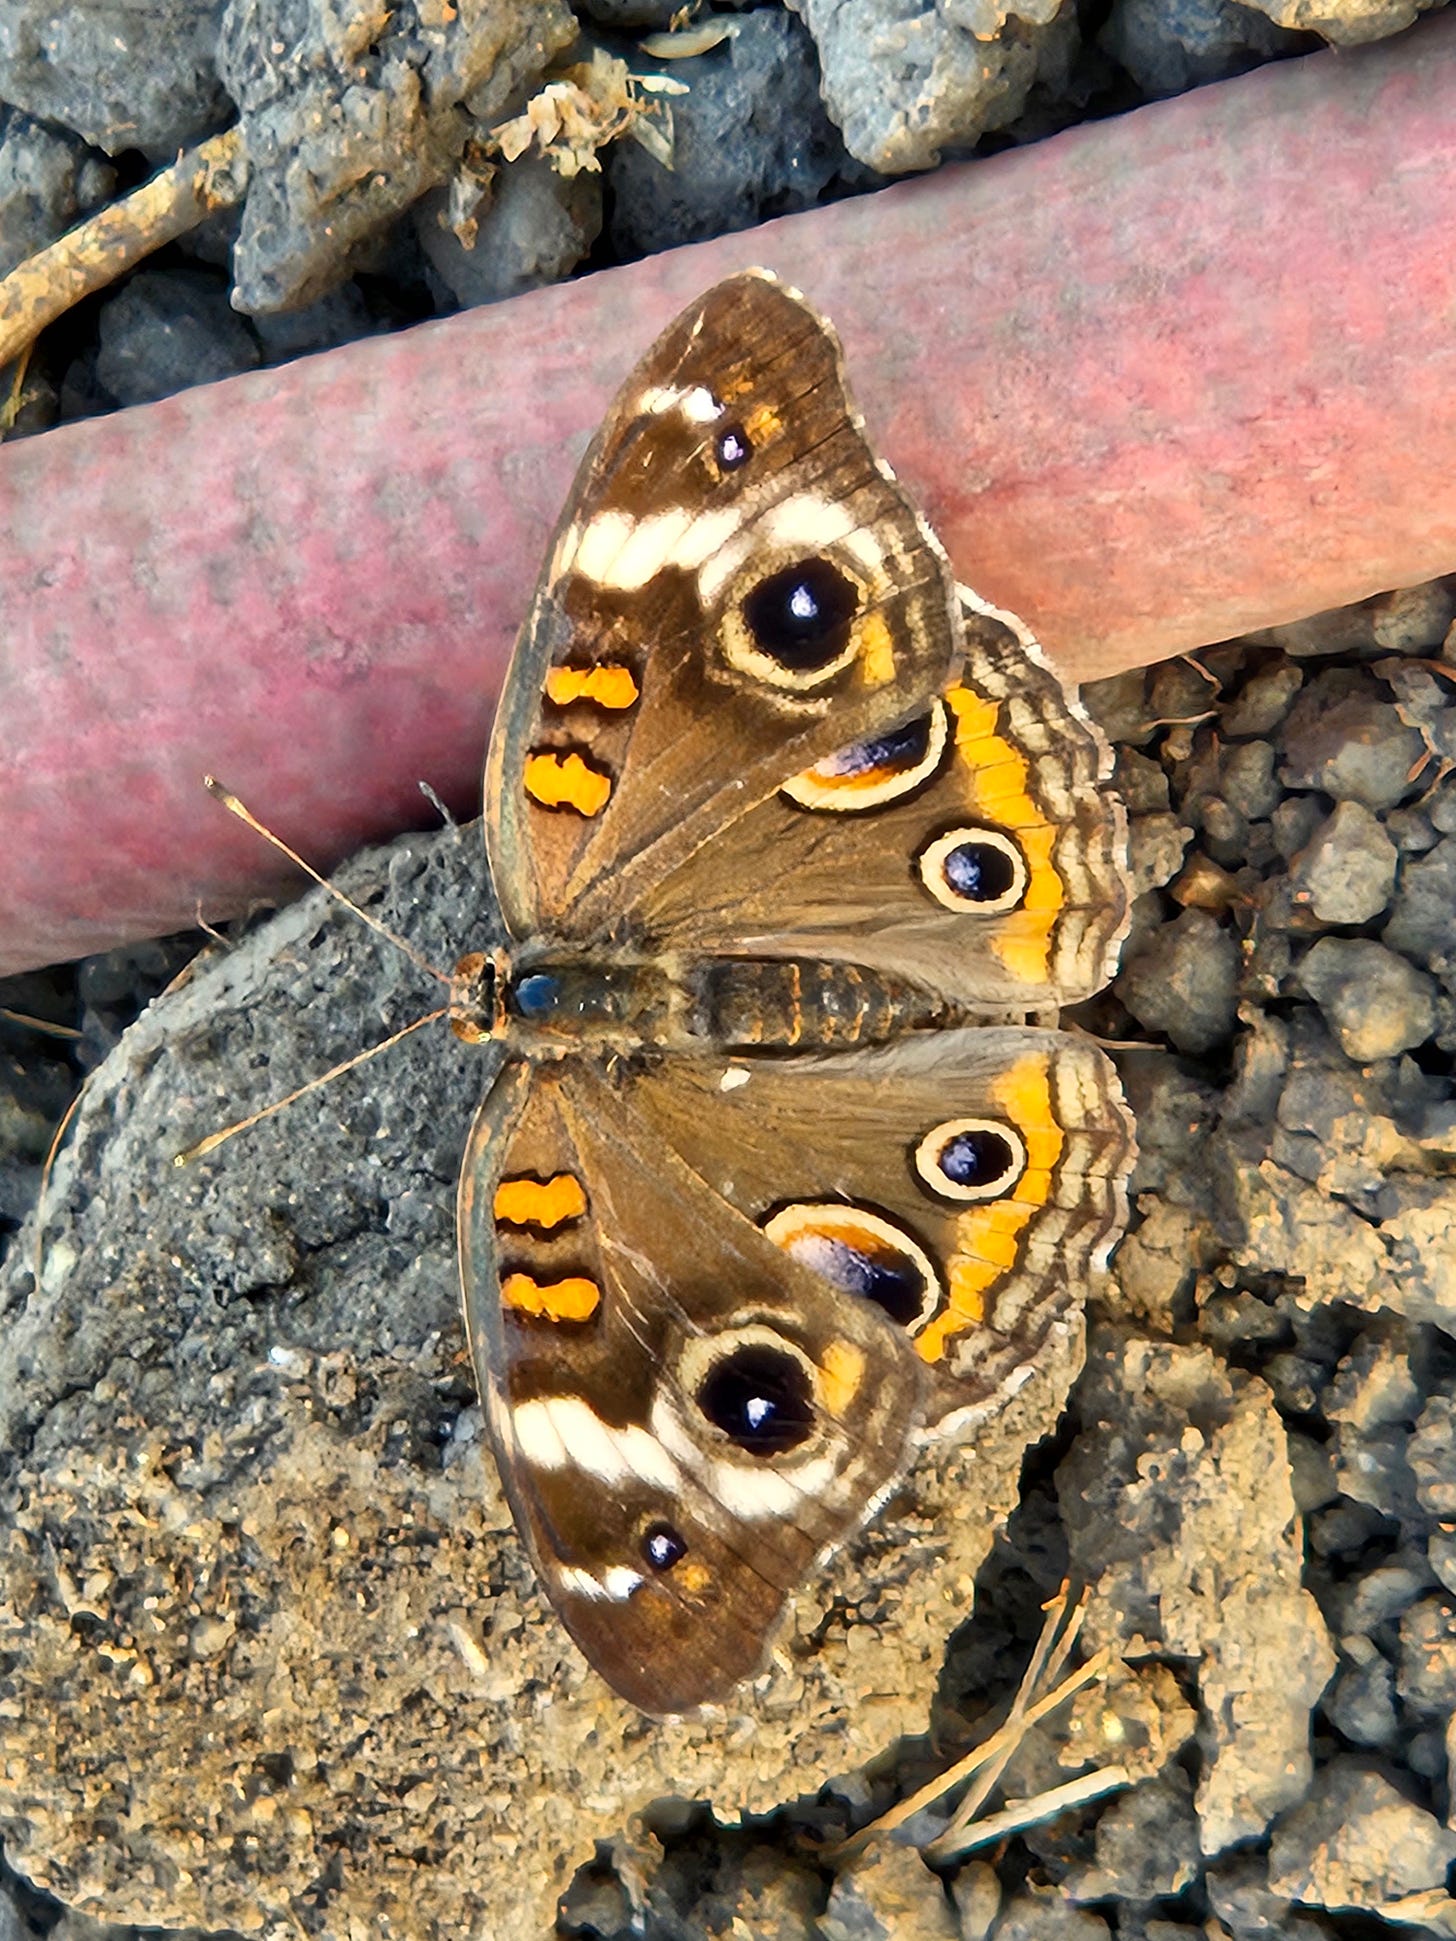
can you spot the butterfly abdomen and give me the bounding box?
[497,952,951,1053]
[690,957,952,1050]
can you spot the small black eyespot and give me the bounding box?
[741,558,858,674]
[642,1521,687,1571]
[698,1345,814,1456]
[716,423,751,470]
[940,1128,1016,1189]
[942,841,1018,903]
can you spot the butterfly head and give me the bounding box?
[448,948,507,1044]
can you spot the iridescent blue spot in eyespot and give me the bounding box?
[944,842,1016,902]
[716,423,751,470]
[512,973,560,1018]
[849,716,933,774]
[942,1128,1013,1187]
[782,701,951,812]
[914,1118,1027,1204]
[643,1521,687,1571]
[917,825,1027,914]
[763,1202,942,1334]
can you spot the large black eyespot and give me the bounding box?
[697,1344,815,1455]
[943,1129,1013,1187]
[716,423,751,470]
[914,1117,1028,1204]
[741,558,858,675]
[945,843,1016,901]
[642,1521,687,1571]
[917,826,1028,914]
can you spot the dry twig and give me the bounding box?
[835,1585,1130,1868]
[0,127,247,374]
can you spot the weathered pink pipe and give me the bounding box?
[4,20,1456,977]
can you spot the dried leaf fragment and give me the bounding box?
[640,15,740,56]
[487,47,686,179]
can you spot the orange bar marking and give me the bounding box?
[947,683,1064,983]
[493,1173,588,1230]
[544,664,641,711]
[915,1054,1064,1365]
[500,1272,601,1324]
[523,749,612,816]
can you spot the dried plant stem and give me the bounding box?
[929,1763,1134,1861]
[835,1585,1112,1863]
[0,126,247,370]
[927,1589,1090,1855]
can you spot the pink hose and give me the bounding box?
[4,19,1455,975]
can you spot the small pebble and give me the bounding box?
[1290,801,1399,924]
[818,1846,959,1941]
[1279,668,1425,811]
[1219,737,1282,819]
[1222,661,1305,738]
[1081,668,1157,746]
[1296,937,1437,1062]
[1063,1771,1200,1902]
[949,1860,999,1941]
[96,267,260,407]
[1397,1594,1456,1718]
[1268,1758,1456,1907]
[1113,745,1171,815]
[1117,907,1238,1053]
[1384,835,1456,980]
[1323,1639,1400,1750]
[990,1889,1112,1940]
[1270,793,1325,862]
[1371,579,1456,652]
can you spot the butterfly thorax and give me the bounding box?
[449,946,955,1054]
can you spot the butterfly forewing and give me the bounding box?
[485,272,963,942]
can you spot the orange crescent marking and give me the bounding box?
[818,1338,867,1417]
[500,1273,601,1324]
[945,684,1064,985]
[523,750,612,816]
[493,1174,588,1230]
[914,1054,1064,1364]
[858,610,896,687]
[544,665,641,711]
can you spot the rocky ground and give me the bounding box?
[3,2,1455,1938]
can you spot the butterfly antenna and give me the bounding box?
[33,1073,93,1296]
[203,777,452,987]
[1,1007,83,1040]
[175,1006,449,1165]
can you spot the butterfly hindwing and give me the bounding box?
[458,1055,923,1716]
[615,1026,1134,1423]
[633,593,1131,1012]
[485,272,963,943]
